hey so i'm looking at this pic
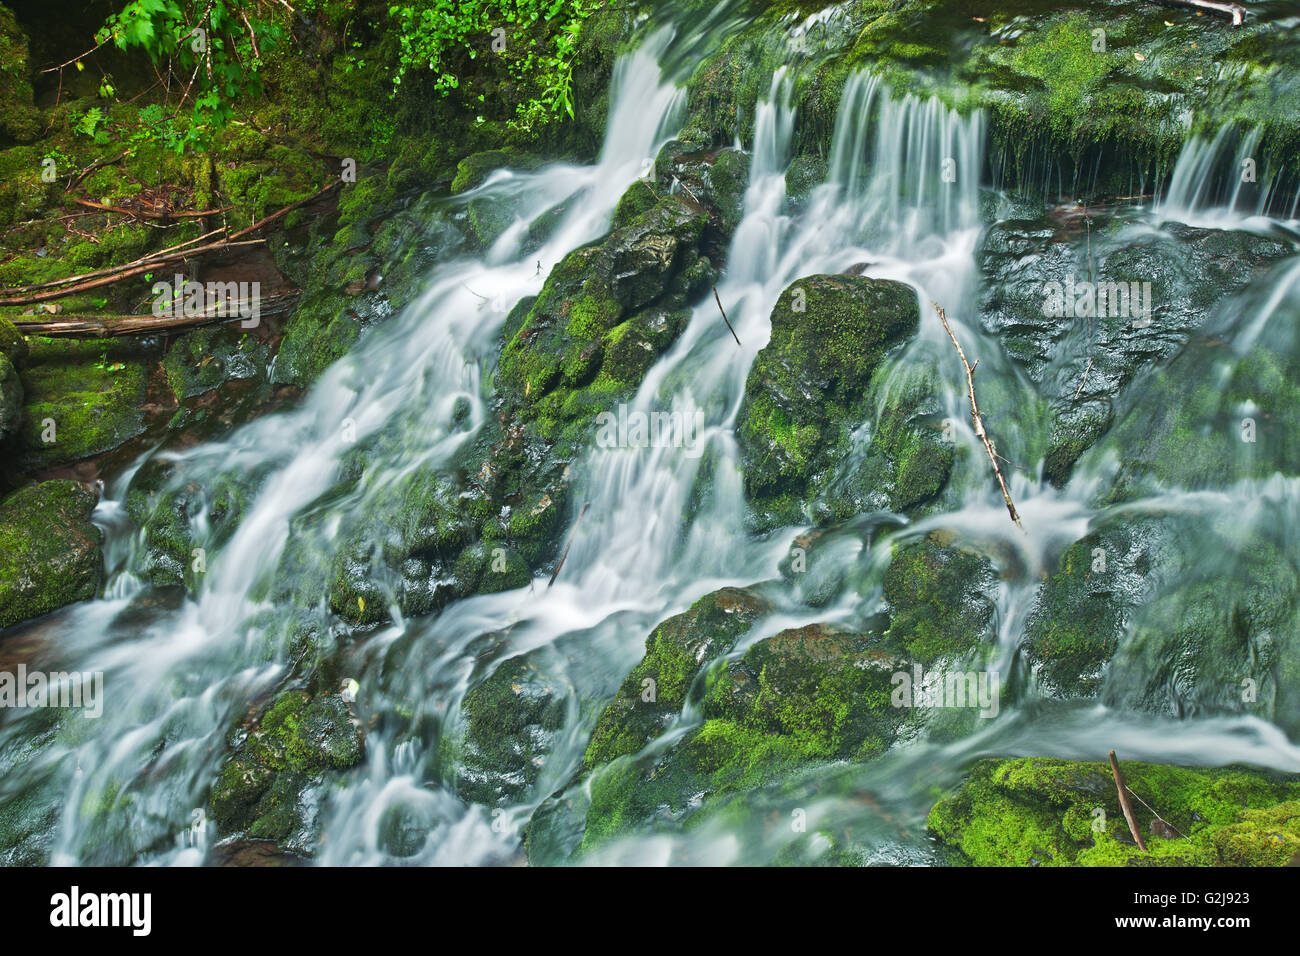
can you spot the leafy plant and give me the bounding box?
[387,0,596,132]
[94,0,287,150]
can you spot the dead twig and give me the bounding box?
[933,302,1023,529]
[1073,356,1094,401]
[0,181,340,306]
[1109,750,1148,852]
[11,293,297,338]
[712,285,741,347]
[548,502,590,588]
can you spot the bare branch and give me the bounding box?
[933,302,1023,530]
[1109,750,1148,852]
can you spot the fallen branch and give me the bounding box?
[933,302,1023,529]
[1109,750,1148,852]
[0,241,266,306]
[1151,0,1246,25]
[11,293,297,338]
[72,198,231,220]
[712,285,742,347]
[0,181,340,306]
[548,502,591,588]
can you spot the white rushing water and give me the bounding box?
[2,23,1298,867]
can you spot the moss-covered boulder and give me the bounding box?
[882,535,996,663]
[579,620,918,852]
[584,586,770,768]
[17,341,148,469]
[737,275,918,527]
[929,757,1300,866]
[701,623,914,761]
[1021,519,1165,698]
[455,648,571,806]
[161,326,269,401]
[0,479,102,629]
[978,215,1292,486]
[210,688,364,851]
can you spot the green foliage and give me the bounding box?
[95,0,286,150]
[388,0,596,132]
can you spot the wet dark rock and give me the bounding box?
[210,688,364,854]
[456,648,572,806]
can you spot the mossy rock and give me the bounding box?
[210,688,364,851]
[161,326,268,401]
[701,622,915,761]
[928,756,1300,866]
[737,274,919,527]
[450,149,542,195]
[580,620,919,853]
[18,349,148,469]
[0,479,102,629]
[0,316,27,364]
[456,648,571,806]
[584,586,771,769]
[882,536,996,663]
[0,6,41,146]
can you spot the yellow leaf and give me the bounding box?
[358,596,365,613]
[1134,52,1146,61]
[75,61,84,72]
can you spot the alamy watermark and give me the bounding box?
[1042,276,1153,328]
[595,403,707,459]
[0,665,103,718]
[890,663,999,718]
[151,273,261,328]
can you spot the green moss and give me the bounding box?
[456,649,568,805]
[701,623,911,760]
[210,688,363,846]
[929,757,1300,867]
[583,587,770,768]
[18,354,147,469]
[737,274,918,526]
[0,479,102,628]
[882,536,995,663]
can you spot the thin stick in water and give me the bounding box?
[548,502,591,589]
[932,302,1023,530]
[713,285,741,347]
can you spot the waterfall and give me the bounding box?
[4,17,1300,869]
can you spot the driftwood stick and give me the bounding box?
[1152,0,1246,25]
[712,285,742,347]
[548,502,591,588]
[933,303,1023,529]
[1109,750,1148,851]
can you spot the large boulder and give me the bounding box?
[0,480,102,629]
[455,647,572,806]
[737,275,919,527]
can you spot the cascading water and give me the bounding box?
[3,12,1300,869]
